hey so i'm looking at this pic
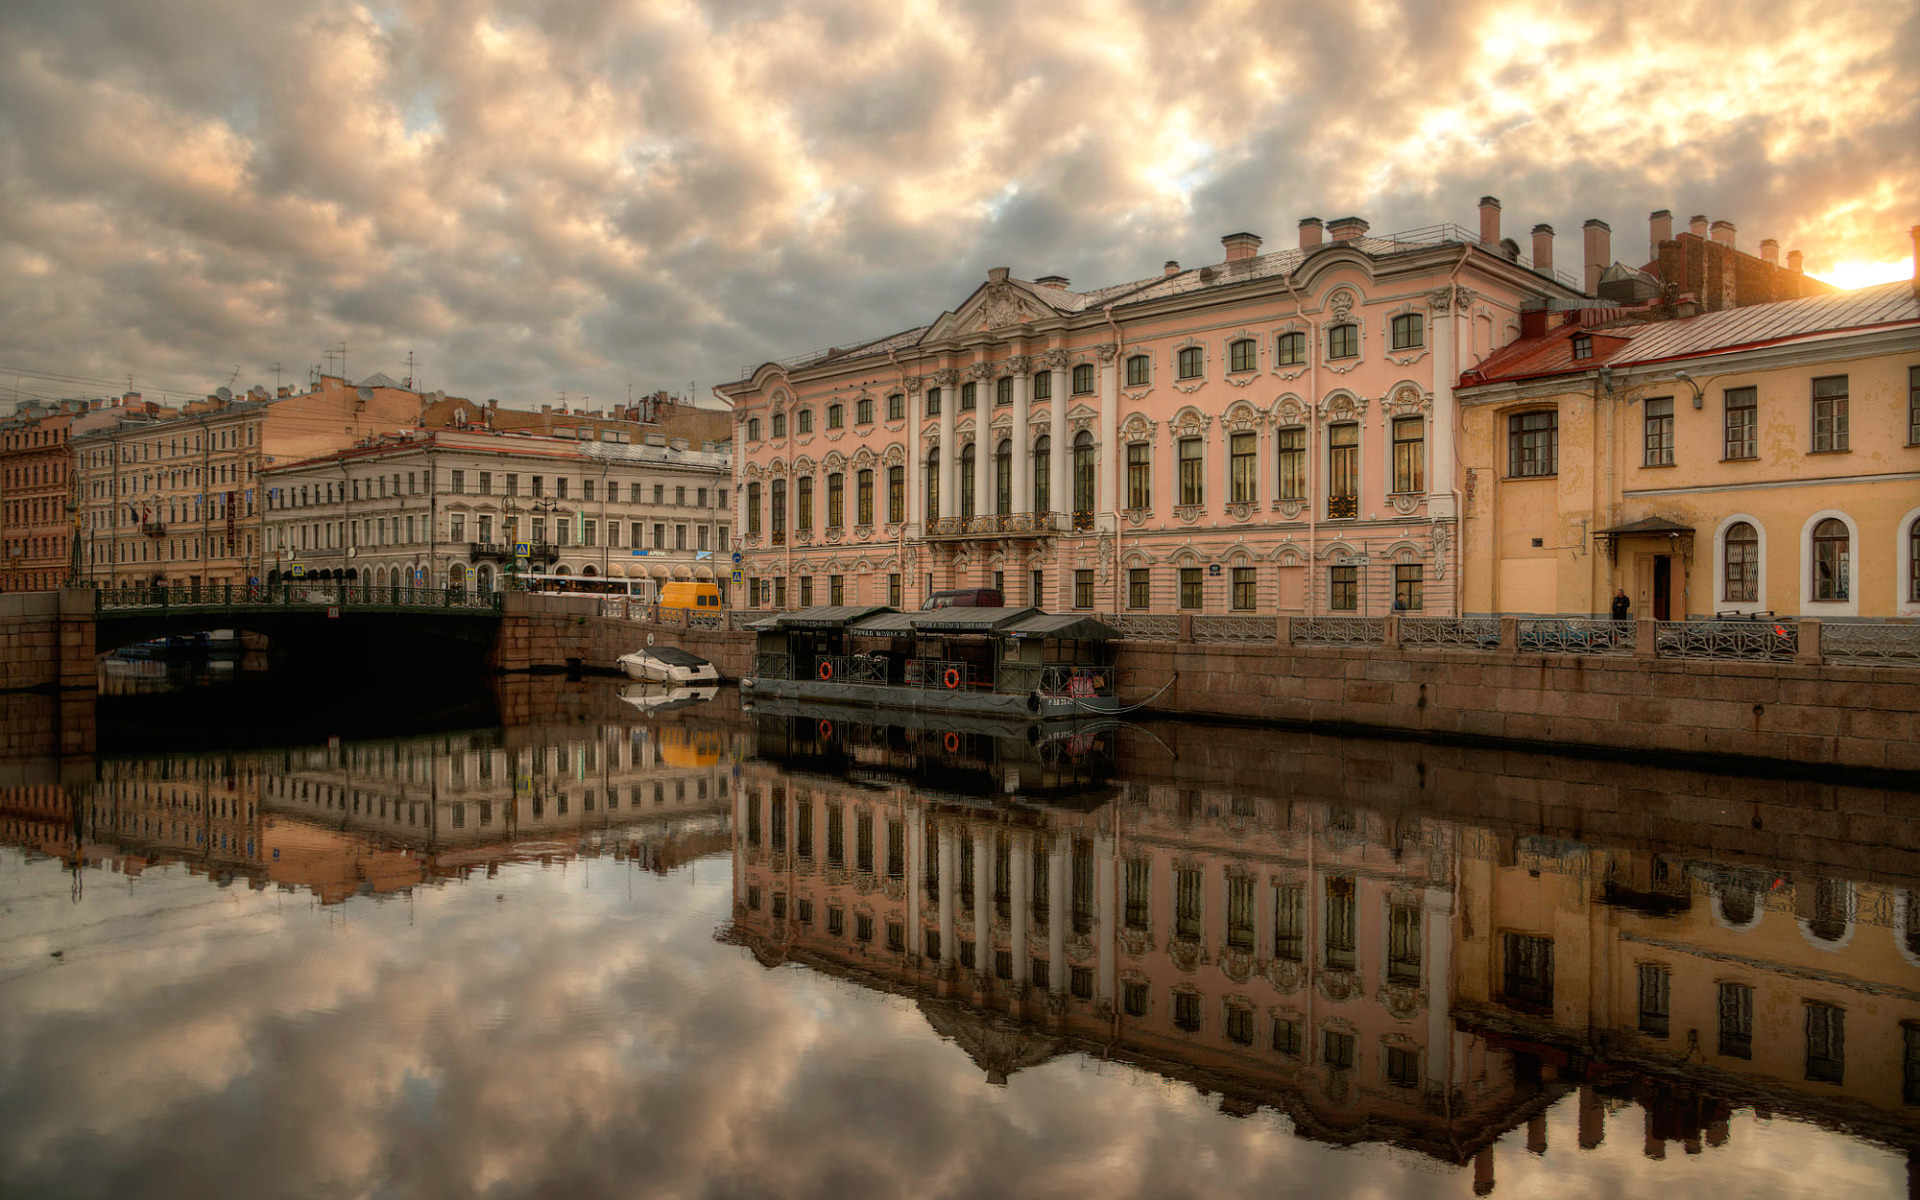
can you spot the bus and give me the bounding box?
[516,572,648,598]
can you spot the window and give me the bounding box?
[958,443,976,518]
[960,382,976,411]
[1123,981,1149,1017]
[1812,375,1849,451]
[1277,427,1305,499]
[1273,1017,1303,1057]
[1718,982,1754,1059]
[1812,517,1850,601]
[824,473,844,528]
[1173,992,1201,1031]
[746,483,762,536]
[1070,966,1093,999]
[1125,355,1149,387]
[925,388,941,417]
[1724,386,1757,459]
[1328,422,1358,510]
[449,469,465,494]
[1128,567,1151,609]
[996,377,1012,407]
[1230,432,1257,503]
[1276,331,1305,366]
[1390,313,1423,350]
[1032,435,1051,513]
[1226,874,1255,951]
[826,906,844,936]
[1179,567,1202,610]
[856,469,874,525]
[1504,934,1553,1008]
[1126,443,1150,509]
[886,392,903,420]
[1724,522,1759,602]
[857,396,873,424]
[1074,568,1094,608]
[995,440,1012,514]
[879,465,899,524]
[1644,397,1675,466]
[1071,363,1094,394]
[1508,410,1558,477]
[1387,905,1421,983]
[1911,365,1920,444]
[1031,371,1050,400]
[1323,1030,1356,1070]
[1391,417,1424,493]
[826,403,843,429]
[888,574,901,606]
[795,476,813,529]
[923,449,938,522]
[771,412,786,438]
[1323,876,1356,970]
[797,409,814,434]
[1912,518,1920,603]
[798,575,813,606]
[1177,437,1203,506]
[1327,323,1358,359]
[1571,333,1593,361]
[1273,884,1304,962]
[1394,564,1423,611]
[1806,1003,1845,1083]
[1072,432,1095,515]
[1231,566,1256,611]
[1229,339,1256,373]
[1124,859,1150,929]
[1638,964,1672,1036]
[1225,1004,1254,1045]
[1328,564,1358,611]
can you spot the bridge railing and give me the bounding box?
[95,583,503,612]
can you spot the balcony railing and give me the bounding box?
[141,521,166,537]
[924,511,1066,539]
[1399,616,1502,650]
[471,541,558,562]
[1326,494,1358,520]
[1519,618,1635,656]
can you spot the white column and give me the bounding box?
[972,826,992,979]
[1009,359,1032,514]
[906,390,922,533]
[1010,830,1032,986]
[936,370,957,527]
[1048,835,1068,992]
[1095,832,1117,1005]
[731,780,749,901]
[1097,344,1118,535]
[938,823,958,969]
[970,364,993,531]
[907,806,923,956]
[1426,886,1454,1088]
[1046,354,1068,526]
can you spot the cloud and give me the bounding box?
[0,0,1913,409]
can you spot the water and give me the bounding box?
[1,671,1916,1199]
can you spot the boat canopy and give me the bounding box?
[753,604,894,631]
[895,606,1041,635]
[630,646,711,667]
[844,611,918,636]
[1000,613,1121,641]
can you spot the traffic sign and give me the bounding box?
[514,542,530,557]
[732,551,742,564]
[732,570,743,583]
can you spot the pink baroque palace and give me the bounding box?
[717,197,1590,617]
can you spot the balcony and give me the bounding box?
[1327,494,1358,520]
[142,521,166,538]
[924,511,1069,540]
[469,541,557,562]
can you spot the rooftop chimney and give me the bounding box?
[1711,220,1736,249]
[1163,260,1180,276]
[1221,232,1262,263]
[1583,218,1611,295]
[1788,249,1804,274]
[1649,209,1673,260]
[1327,216,1369,243]
[1034,274,1070,288]
[1479,196,1502,247]
[1689,214,1709,239]
[1531,223,1555,274]
[1760,238,1779,266]
[1298,217,1324,249]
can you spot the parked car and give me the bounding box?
[921,588,1004,611]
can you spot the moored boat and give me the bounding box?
[617,645,720,685]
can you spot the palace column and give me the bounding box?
[1426,885,1455,1089]
[937,821,958,972]
[936,369,958,532]
[969,362,993,533]
[1010,830,1032,987]
[972,825,992,982]
[1097,343,1118,538]
[905,378,923,532]
[1007,357,1032,515]
[1095,831,1117,1006]
[906,804,923,959]
[1048,833,1068,993]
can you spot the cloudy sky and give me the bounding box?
[1,0,1915,413]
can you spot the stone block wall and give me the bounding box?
[0,590,96,693]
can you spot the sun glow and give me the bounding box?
[1810,259,1914,289]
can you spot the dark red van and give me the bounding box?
[920,588,1004,611]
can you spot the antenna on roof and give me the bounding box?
[227,364,242,387]
[271,362,281,391]
[404,350,416,390]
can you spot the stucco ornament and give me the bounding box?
[1265,959,1304,992]
[1227,503,1254,522]
[1093,342,1117,363]
[1377,983,1426,1021]
[1121,930,1153,958]
[1318,392,1368,422]
[903,375,923,394]
[1328,289,1356,321]
[1041,349,1070,371]
[1169,938,1206,973]
[1274,499,1305,519]
[1389,494,1422,515]
[1429,523,1451,578]
[1004,354,1032,375]
[967,362,994,382]
[1318,969,1361,1002]
[1219,948,1256,984]
[933,368,959,388]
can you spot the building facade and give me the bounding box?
[0,400,85,592]
[261,428,730,595]
[1456,254,1920,620]
[719,198,1592,616]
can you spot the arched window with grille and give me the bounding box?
[923,447,939,522]
[1723,521,1759,603]
[1072,431,1095,519]
[994,439,1012,515]
[958,443,976,519]
[1032,435,1051,513]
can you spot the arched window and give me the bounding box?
[1071,363,1094,394]
[1807,878,1850,943]
[924,447,940,522]
[1177,347,1204,379]
[826,472,844,528]
[994,439,1012,515]
[746,482,762,536]
[1125,355,1149,387]
[1813,518,1849,601]
[1072,431,1096,517]
[1724,521,1759,602]
[1032,371,1051,400]
[1327,323,1359,359]
[1229,339,1256,373]
[960,382,977,411]
[958,443,976,518]
[1032,435,1052,513]
[476,563,495,592]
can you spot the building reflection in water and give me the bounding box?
[726,709,1920,1193]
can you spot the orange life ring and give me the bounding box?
[819,719,833,739]
[818,661,834,681]
[943,667,960,690]
[944,731,960,753]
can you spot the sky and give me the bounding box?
[1,0,1915,414]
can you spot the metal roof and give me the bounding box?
[759,604,894,630]
[907,606,1041,634]
[1618,281,1920,364]
[1001,613,1121,640]
[846,611,919,635]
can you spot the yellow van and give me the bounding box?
[655,581,724,618]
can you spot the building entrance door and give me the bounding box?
[1652,555,1672,621]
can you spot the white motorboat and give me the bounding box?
[617,645,720,685]
[616,684,719,714]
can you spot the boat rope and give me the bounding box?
[1068,671,1178,717]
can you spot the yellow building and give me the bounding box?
[1455,265,1920,620]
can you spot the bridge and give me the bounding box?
[90,583,503,657]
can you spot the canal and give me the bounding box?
[1,668,1916,1199]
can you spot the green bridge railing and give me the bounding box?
[94,583,504,614]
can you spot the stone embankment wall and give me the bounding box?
[0,590,97,694]
[490,592,752,679]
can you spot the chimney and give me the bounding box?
[1689,214,1708,239]
[1479,196,1502,246]
[1583,218,1611,295]
[1788,249,1804,274]
[1760,238,1779,266]
[1327,216,1369,243]
[1163,260,1180,276]
[1221,232,1262,262]
[1711,220,1736,249]
[1298,217,1324,249]
[1034,274,1070,288]
[541,404,552,414]
[1531,224,1554,274]
[277,386,292,398]
[1649,209,1673,259]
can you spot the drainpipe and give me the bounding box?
[1441,245,1470,618]
[1104,305,1125,612]
[1281,270,1319,616]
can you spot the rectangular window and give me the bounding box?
[1226,874,1255,951]
[1274,884,1304,962]
[1178,567,1203,610]
[1638,964,1672,1036]
[888,573,901,607]
[799,575,812,606]
[449,469,465,494]
[828,404,844,429]
[826,906,844,936]
[826,473,844,528]
[1125,355,1149,387]
[1329,564,1358,611]
[1718,982,1753,1059]
[1124,859,1151,930]
[1123,981,1148,1017]
[1387,905,1421,984]
[1173,992,1201,1031]
[886,466,904,523]
[1328,422,1358,503]
[959,382,976,411]
[1504,934,1554,1008]
[1508,410,1558,477]
[796,477,812,529]
[1812,376,1849,451]
[1072,363,1094,394]
[1806,1002,1845,1083]
[1644,397,1675,466]
[796,801,813,859]
[1904,1024,1920,1104]
[1229,340,1256,373]
[1725,387,1757,459]
[1385,1045,1420,1087]
[1074,568,1094,608]
[1273,1016,1303,1057]
[1391,416,1424,493]
[1230,431,1257,503]
[1128,567,1151,609]
[1910,366,1920,445]
[924,388,941,417]
[995,376,1012,407]
[1323,1030,1356,1070]
[1391,312,1424,350]
[857,469,873,525]
[1231,566,1256,611]
[1178,437,1203,506]
[1277,427,1305,499]
[825,802,844,868]
[1394,564,1423,612]
[1324,876,1356,970]
[1126,443,1150,509]
[829,574,844,606]
[1031,372,1050,400]
[1225,1005,1254,1045]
